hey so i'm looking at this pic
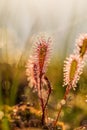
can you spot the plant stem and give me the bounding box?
[42,76,51,125]
[43,76,51,113]
[39,74,51,125]
[53,85,71,126]
[39,73,45,125]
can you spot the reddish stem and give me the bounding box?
[39,74,51,125]
[53,85,71,126]
[43,76,51,110]
[42,76,51,124]
[39,73,45,125]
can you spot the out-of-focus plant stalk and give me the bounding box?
[54,54,84,126]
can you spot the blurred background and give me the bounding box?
[0,0,87,63]
[0,0,87,129]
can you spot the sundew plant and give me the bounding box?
[26,33,52,125]
[26,33,87,129]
